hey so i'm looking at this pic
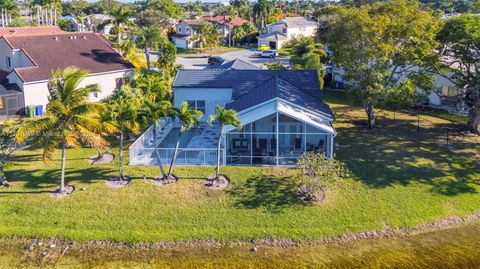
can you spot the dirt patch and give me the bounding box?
[205,175,230,190]
[89,153,115,165]
[106,177,131,189]
[50,185,75,199]
[152,175,178,186]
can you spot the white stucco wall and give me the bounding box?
[173,87,233,118]
[21,69,133,111]
[286,26,316,39]
[0,39,14,71]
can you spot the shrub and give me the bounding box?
[296,152,349,203]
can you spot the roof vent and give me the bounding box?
[53,36,58,40]
[81,36,86,39]
[69,36,77,39]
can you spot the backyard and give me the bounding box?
[0,91,479,244]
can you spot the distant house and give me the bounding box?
[172,19,202,49]
[0,26,134,117]
[257,17,317,50]
[129,69,335,166]
[205,59,261,70]
[172,16,247,49]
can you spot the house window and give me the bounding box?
[186,100,206,114]
[178,27,182,33]
[282,28,286,34]
[115,78,124,89]
[6,56,11,68]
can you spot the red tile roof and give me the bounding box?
[3,32,134,83]
[202,16,248,27]
[0,26,65,36]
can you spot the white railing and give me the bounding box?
[129,148,224,166]
[129,118,173,164]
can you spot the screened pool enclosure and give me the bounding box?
[129,112,334,167]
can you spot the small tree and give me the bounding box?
[16,68,107,194]
[297,152,349,203]
[165,102,203,181]
[208,105,241,183]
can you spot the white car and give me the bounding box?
[259,50,279,58]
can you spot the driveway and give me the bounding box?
[174,48,290,69]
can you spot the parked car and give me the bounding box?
[208,56,225,65]
[259,50,278,58]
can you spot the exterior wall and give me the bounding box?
[268,23,287,34]
[0,39,14,71]
[176,22,194,36]
[286,26,316,39]
[173,87,233,119]
[21,69,133,111]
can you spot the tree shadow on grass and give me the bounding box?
[335,119,480,196]
[227,176,304,213]
[5,166,116,190]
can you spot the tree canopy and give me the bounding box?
[322,0,439,128]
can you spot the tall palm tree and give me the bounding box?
[136,26,162,71]
[110,6,131,44]
[208,105,241,182]
[253,0,273,28]
[103,86,141,181]
[15,68,107,193]
[142,99,174,179]
[166,102,202,180]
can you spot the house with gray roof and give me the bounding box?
[205,59,261,70]
[129,69,336,167]
[257,16,317,49]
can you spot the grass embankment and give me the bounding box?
[0,92,479,243]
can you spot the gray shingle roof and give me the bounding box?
[173,69,322,99]
[225,76,334,119]
[173,69,333,118]
[257,31,288,41]
[281,17,317,27]
[205,59,260,70]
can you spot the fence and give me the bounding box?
[129,148,224,166]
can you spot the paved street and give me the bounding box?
[173,48,290,69]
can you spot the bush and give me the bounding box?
[296,152,349,203]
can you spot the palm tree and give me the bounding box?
[193,21,219,50]
[291,37,326,58]
[104,86,141,181]
[136,26,162,71]
[142,98,174,180]
[253,0,273,28]
[208,105,241,182]
[15,68,107,193]
[110,6,131,44]
[232,25,246,46]
[166,102,203,180]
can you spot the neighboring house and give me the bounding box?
[171,19,202,49]
[87,14,113,35]
[0,26,134,117]
[129,70,336,166]
[205,59,261,70]
[172,16,247,49]
[257,17,317,49]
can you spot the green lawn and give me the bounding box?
[0,94,479,242]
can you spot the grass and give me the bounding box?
[0,93,479,243]
[3,221,480,268]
